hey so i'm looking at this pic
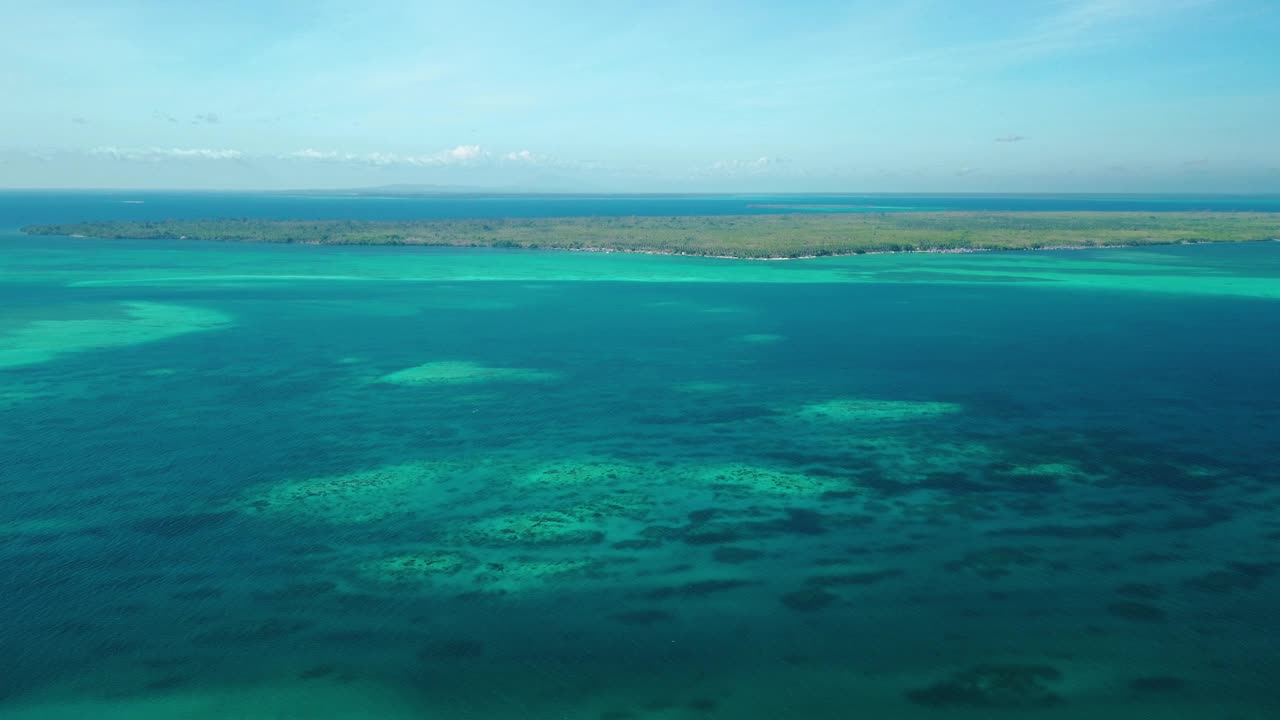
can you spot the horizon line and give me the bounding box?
[2,187,1280,198]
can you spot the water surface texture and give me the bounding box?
[1,196,1278,719]
[4,190,1280,224]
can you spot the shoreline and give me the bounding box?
[36,235,1280,262]
[516,238,1278,261]
[21,212,1280,261]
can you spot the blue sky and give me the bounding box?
[1,0,1277,191]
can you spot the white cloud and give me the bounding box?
[443,144,482,161]
[168,147,240,159]
[501,149,561,166]
[89,146,243,161]
[283,145,489,167]
[78,143,568,171]
[288,148,340,160]
[704,156,784,176]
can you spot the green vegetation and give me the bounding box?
[21,211,1280,259]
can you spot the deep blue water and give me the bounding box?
[1,195,1278,718]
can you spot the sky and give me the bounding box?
[1,0,1278,192]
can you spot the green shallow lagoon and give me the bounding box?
[1,232,1279,718]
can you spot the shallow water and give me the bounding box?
[1,211,1279,718]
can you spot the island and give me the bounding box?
[21,211,1280,260]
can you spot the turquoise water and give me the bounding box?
[1,200,1279,718]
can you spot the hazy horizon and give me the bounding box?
[6,187,1280,197]
[2,1,1278,193]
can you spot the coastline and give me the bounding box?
[562,239,1264,261]
[21,212,1280,261]
[38,234,1280,262]
[342,235,1278,262]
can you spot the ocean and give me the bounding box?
[1,193,1277,718]
[4,190,1280,225]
